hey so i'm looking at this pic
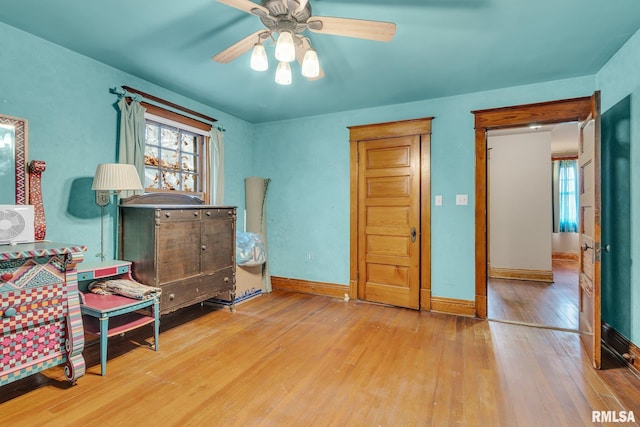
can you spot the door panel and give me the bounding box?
[578,92,602,369]
[358,136,420,309]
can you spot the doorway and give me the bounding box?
[486,122,580,331]
[349,118,432,310]
[472,93,603,368]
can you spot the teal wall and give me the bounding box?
[597,28,640,345]
[0,22,254,262]
[253,76,595,299]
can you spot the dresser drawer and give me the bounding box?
[158,209,202,222]
[1,284,68,376]
[200,267,235,296]
[160,279,205,313]
[1,285,67,334]
[202,208,235,219]
[159,267,233,313]
[1,319,67,376]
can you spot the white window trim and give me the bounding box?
[145,112,210,137]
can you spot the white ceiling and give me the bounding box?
[488,122,579,155]
[1,0,639,123]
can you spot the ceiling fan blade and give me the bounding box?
[295,38,325,81]
[307,16,396,42]
[213,30,268,64]
[216,0,270,16]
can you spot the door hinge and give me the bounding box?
[595,242,601,262]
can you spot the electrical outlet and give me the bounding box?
[435,195,443,206]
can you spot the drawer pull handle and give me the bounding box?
[224,277,230,283]
[201,245,207,251]
[1,273,13,282]
[3,307,17,317]
[165,213,171,218]
[194,212,199,217]
[206,211,211,217]
[169,293,175,300]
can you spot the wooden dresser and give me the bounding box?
[0,242,87,386]
[119,194,236,314]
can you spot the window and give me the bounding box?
[144,119,203,193]
[557,159,579,232]
[142,105,212,199]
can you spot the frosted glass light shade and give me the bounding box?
[275,61,292,85]
[301,49,320,78]
[275,31,295,62]
[250,44,268,71]
[92,163,143,191]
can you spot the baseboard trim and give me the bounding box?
[431,297,475,317]
[488,267,553,282]
[272,277,474,317]
[271,277,347,299]
[552,252,579,262]
[421,289,432,311]
[602,322,640,375]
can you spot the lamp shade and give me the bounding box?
[91,163,143,191]
[275,61,292,85]
[275,31,295,62]
[301,49,320,78]
[250,43,269,71]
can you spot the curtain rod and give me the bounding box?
[111,86,226,132]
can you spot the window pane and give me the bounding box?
[163,170,180,190]
[183,173,196,192]
[181,153,195,172]
[181,133,196,154]
[144,167,159,189]
[161,127,178,149]
[146,123,159,146]
[145,146,159,167]
[164,149,180,170]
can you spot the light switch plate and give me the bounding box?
[435,195,443,206]
[456,194,468,206]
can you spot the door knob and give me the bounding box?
[581,243,593,252]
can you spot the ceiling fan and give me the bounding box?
[212,0,396,84]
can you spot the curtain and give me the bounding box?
[117,97,146,195]
[553,159,579,233]
[209,128,224,205]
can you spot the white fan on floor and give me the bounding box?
[0,205,34,245]
[213,0,396,82]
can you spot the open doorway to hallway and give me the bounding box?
[486,122,580,331]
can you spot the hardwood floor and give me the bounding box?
[2,290,639,426]
[488,259,579,330]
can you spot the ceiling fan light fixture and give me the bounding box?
[275,61,292,85]
[301,48,320,78]
[250,43,269,71]
[275,31,296,62]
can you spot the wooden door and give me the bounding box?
[578,92,602,369]
[357,136,421,309]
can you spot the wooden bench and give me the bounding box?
[77,261,159,376]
